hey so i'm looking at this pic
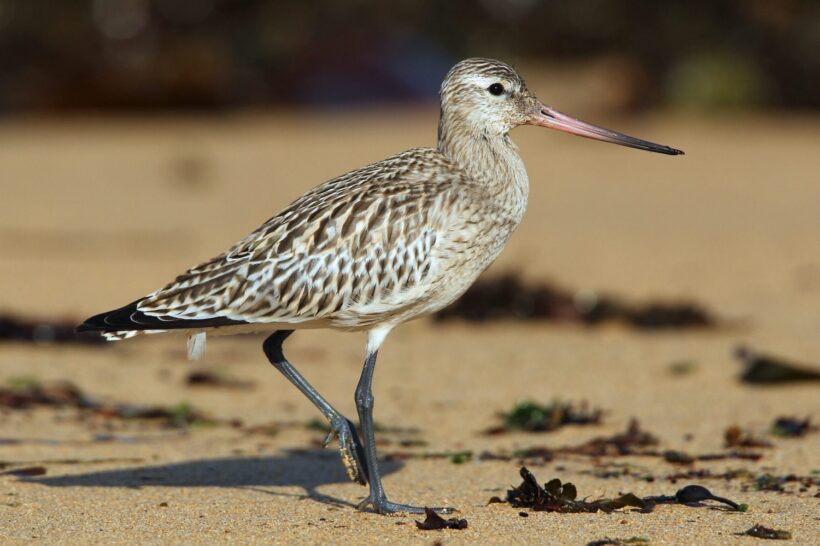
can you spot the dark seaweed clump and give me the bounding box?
[771,416,814,438]
[435,274,716,330]
[415,508,468,530]
[741,525,792,540]
[491,467,744,513]
[491,467,645,513]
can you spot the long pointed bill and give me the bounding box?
[530,103,683,155]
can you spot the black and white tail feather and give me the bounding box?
[77,299,247,360]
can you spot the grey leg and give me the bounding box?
[353,337,455,515]
[262,330,368,486]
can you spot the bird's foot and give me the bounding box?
[324,417,368,486]
[356,495,456,515]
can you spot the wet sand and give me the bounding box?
[0,109,818,544]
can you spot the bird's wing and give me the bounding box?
[129,148,464,327]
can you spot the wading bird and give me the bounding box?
[79,58,682,514]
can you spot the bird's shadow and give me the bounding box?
[22,448,404,510]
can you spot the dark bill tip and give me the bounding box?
[532,104,684,156]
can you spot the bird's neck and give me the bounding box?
[437,115,529,205]
[437,115,527,190]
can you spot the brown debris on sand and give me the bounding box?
[663,468,818,496]
[184,370,255,390]
[0,376,219,429]
[724,425,773,448]
[554,420,763,463]
[741,524,792,540]
[481,420,656,463]
[415,508,468,530]
[498,467,644,513]
[0,377,91,410]
[562,418,658,457]
[462,419,765,467]
[0,466,47,477]
[0,313,104,345]
[771,416,815,438]
[586,538,649,546]
[736,346,820,384]
[435,273,717,330]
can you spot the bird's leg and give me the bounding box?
[262,330,368,486]
[354,329,455,515]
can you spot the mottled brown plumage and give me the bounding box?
[79,58,681,514]
[138,148,489,330]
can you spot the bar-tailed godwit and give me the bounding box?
[79,58,682,514]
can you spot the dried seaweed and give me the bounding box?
[736,346,820,384]
[415,508,468,530]
[754,473,819,493]
[98,401,217,428]
[0,314,104,345]
[662,451,695,464]
[185,370,254,390]
[742,525,792,540]
[587,538,649,546]
[724,425,773,448]
[664,469,817,495]
[0,466,47,477]
[557,421,761,462]
[445,421,762,470]
[0,377,91,409]
[502,467,646,513]
[435,274,716,330]
[771,417,814,438]
[561,419,658,457]
[0,377,218,428]
[488,420,657,463]
[495,467,745,514]
[486,400,603,434]
[672,450,763,464]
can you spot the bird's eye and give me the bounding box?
[488,83,505,96]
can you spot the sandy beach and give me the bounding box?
[0,109,818,544]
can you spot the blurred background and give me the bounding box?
[1,1,819,352]
[1,0,819,113]
[2,0,820,350]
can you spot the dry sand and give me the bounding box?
[0,108,818,545]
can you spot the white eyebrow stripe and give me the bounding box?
[462,74,509,88]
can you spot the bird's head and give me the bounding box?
[439,58,683,155]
